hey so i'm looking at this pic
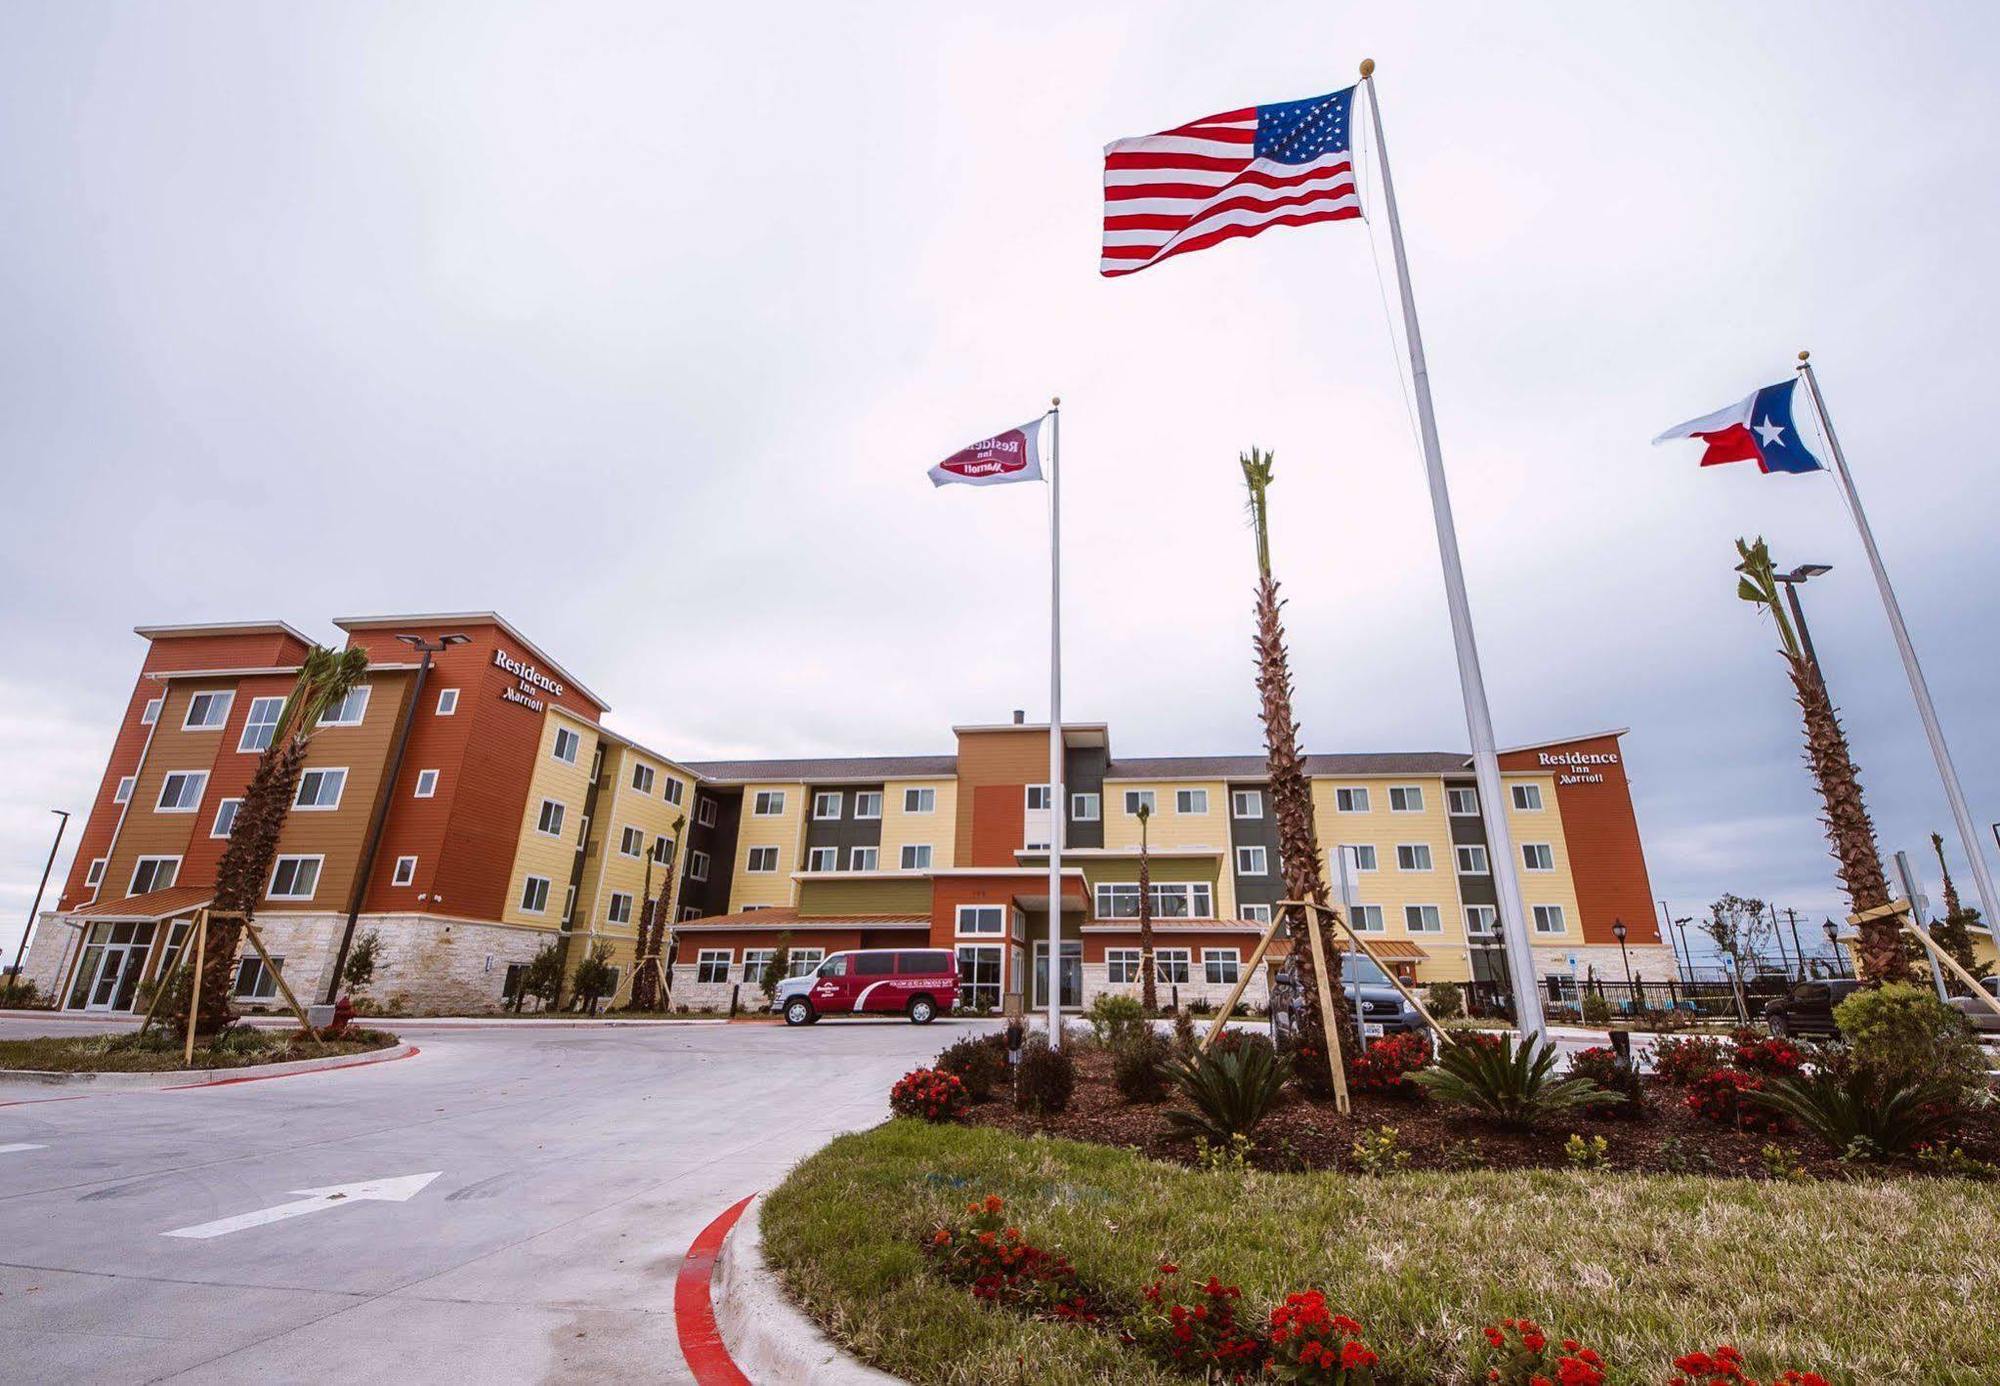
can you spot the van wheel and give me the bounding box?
[785,999,816,1027]
[907,997,936,1025]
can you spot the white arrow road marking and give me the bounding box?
[162,1171,443,1240]
[0,1143,48,1155]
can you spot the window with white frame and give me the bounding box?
[1070,792,1100,821]
[1154,948,1191,984]
[1025,784,1051,811]
[435,687,459,716]
[1533,904,1566,933]
[746,846,779,872]
[1175,788,1208,814]
[1405,904,1443,933]
[741,949,774,983]
[414,768,439,798]
[1349,903,1385,932]
[183,690,234,730]
[689,850,710,881]
[680,906,702,921]
[854,791,882,819]
[1241,902,1272,924]
[156,771,207,812]
[318,687,370,727]
[1396,843,1433,872]
[1512,784,1544,811]
[1094,882,1213,919]
[114,775,134,804]
[234,955,285,1000]
[1455,844,1490,874]
[141,696,163,725]
[238,696,283,752]
[1522,843,1555,872]
[849,845,878,870]
[1231,789,1263,818]
[210,798,241,838]
[806,846,838,872]
[696,797,717,827]
[392,855,417,886]
[1447,786,1479,816]
[696,950,731,984]
[1335,786,1370,813]
[900,843,932,870]
[753,790,786,816]
[536,799,565,836]
[620,826,644,857]
[1342,843,1378,873]
[663,777,685,806]
[129,856,179,894]
[1465,904,1498,936]
[651,835,673,866]
[1235,845,1268,875]
[813,790,842,819]
[1204,948,1241,984]
[268,856,321,901]
[85,858,107,889]
[294,767,345,810]
[956,945,1002,1010]
[788,948,824,976]
[552,726,581,764]
[1106,948,1142,984]
[903,787,935,814]
[607,892,633,925]
[957,904,1005,935]
[1123,789,1156,816]
[631,763,655,795]
[563,885,577,924]
[1389,785,1424,813]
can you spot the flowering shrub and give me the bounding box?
[1686,1068,1783,1132]
[1478,1319,1606,1386]
[889,1067,969,1123]
[1264,1291,1378,1382]
[1349,1032,1432,1096]
[1651,1035,1728,1086]
[1127,1263,1261,1376]
[1567,1045,1644,1112]
[1730,1034,1806,1078]
[1668,1343,1830,1386]
[925,1195,1097,1320]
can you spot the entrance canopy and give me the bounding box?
[72,886,213,922]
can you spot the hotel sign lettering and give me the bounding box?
[1538,749,1618,787]
[494,648,565,714]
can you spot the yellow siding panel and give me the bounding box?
[501,710,600,930]
[1311,775,1467,968]
[729,782,807,911]
[879,779,957,872]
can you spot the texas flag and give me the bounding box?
[1653,379,1823,474]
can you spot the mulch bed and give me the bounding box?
[961,1045,2000,1181]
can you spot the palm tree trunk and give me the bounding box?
[196,737,310,1035]
[1137,815,1157,1013]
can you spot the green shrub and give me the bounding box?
[1412,1035,1623,1130]
[1085,992,1147,1046]
[935,1034,1006,1102]
[1110,1027,1172,1103]
[1422,982,1463,1020]
[1564,1133,1609,1169]
[1566,1045,1644,1114]
[570,941,616,1014]
[1834,983,1987,1097]
[1350,1124,1409,1174]
[1580,991,1611,1025]
[1161,1041,1290,1145]
[1015,1035,1075,1116]
[1749,1067,1961,1160]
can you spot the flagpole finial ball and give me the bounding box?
[1359,58,1375,78]
[1797,350,1810,363]
[1051,395,1060,407]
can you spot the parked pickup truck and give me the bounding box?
[1947,976,2000,1036]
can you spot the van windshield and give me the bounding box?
[818,956,848,978]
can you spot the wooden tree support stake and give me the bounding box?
[136,918,199,1040]
[1903,923,2000,1023]
[1299,904,1351,1114]
[183,910,208,1068]
[239,918,320,1045]
[1199,916,1285,1055]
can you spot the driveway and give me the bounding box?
[0,1013,984,1384]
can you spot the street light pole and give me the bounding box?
[1656,898,1686,983]
[1611,918,1633,1007]
[6,809,70,1004]
[1772,563,1833,690]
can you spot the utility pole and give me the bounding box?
[6,809,69,1004]
[1783,909,1807,982]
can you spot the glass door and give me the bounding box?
[1032,940,1083,1010]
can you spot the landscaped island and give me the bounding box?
[0,1027,400,1074]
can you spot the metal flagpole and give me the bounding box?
[1796,352,2000,936]
[1046,398,1065,1047]
[1358,59,1548,1046]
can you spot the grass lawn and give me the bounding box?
[764,1120,2000,1385]
[0,1027,400,1073]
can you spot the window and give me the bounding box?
[318,687,370,727]
[1341,843,1379,873]
[210,798,241,838]
[552,726,581,764]
[806,846,838,872]
[813,791,842,819]
[1154,949,1191,984]
[696,798,717,827]
[689,850,710,881]
[1447,787,1479,816]
[414,768,439,798]
[630,763,655,795]
[900,844,933,870]
[854,791,882,819]
[1070,792,1100,821]
[1349,904,1385,932]
[1241,902,1272,925]
[856,952,895,976]
[1522,843,1555,872]
[1106,949,1142,984]
[129,856,180,895]
[563,885,577,924]
[849,845,878,870]
[1396,843,1433,872]
[1025,785,1051,811]
[747,846,779,872]
[663,777,685,806]
[1389,785,1423,813]
[696,950,731,984]
[85,858,106,889]
[294,768,346,810]
[652,835,674,865]
[1455,844,1490,874]
[788,949,824,976]
[957,945,1002,1011]
[576,813,591,846]
[183,690,234,730]
[519,875,551,913]
[680,906,702,922]
[741,949,774,983]
[1465,905,1498,936]
[436,687,459,716]
[1533,904,1566,934]
[957,904,1005,936]
[141,696,163,725]
[233,955,285,1000]
[1232,789,1263,818]
[1204,949,1241,985]
[1235,845,1268,875]
[156,771,207,812]
[607,892,633,925]
[392,855,417,886]
[1094,882,1213,918]
[268,856,322,900]
[1405,904,1443,933]
[238,696,284,752]
[619,826,644,858]
[1512,784,1544,811]
[536,799,565,836]
[1335,787,1370,813]
[753,790,786,816]
[1123,789,1156,816]
[903,787,935,814]
[114,775,135,804]
[1175,788,1208,815]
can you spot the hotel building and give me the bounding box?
[24,614,1672,1016]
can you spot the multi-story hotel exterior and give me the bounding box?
[24,613,1672,1017]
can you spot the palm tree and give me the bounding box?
[1734,538,1906,984]
[1240,447,1351,1057]
[1928,831,1991,980]
[630,813,685,1011]
[1136,801,1157,1013]
[197,645,370,1035]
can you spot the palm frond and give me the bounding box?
[1239,447,1275,579]
[1411,1034,1622,1130]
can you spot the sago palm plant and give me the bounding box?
[1161,1039,1292,1144]
[1748,1067,1959,1159]
[1410,1034,1622,1130]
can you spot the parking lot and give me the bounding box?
[0,1013,981,1384]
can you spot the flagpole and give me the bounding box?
[1359,59,1548,1046]
[1047,397,1066,1047]
[1796,351,2000,937]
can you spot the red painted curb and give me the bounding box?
[675,1194,756,1385]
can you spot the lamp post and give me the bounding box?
[1821,918,1847,978]
[1673,917,1694,977]
[1772,562,1834,690]
[6,809,70,1004]
[1611,918,1634,1008]
[1656,898,1686,983]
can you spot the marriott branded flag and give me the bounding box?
[928,417,1045,487]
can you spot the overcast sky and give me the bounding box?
[4,3,1996,972]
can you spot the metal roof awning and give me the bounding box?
[72,886,214,922]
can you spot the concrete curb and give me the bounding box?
[0,1041,418,1089]
[715,1193,905,1385]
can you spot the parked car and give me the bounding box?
[1762,978,1862,1038]
[1947,976,2000,1035]
[773,948,958,1026]
[1338,951,1423,1037]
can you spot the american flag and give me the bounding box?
[1100,86,1360,278]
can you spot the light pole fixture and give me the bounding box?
[1772,562,1834,690]
[1611,918,1634,1007]
[6,808,70,1004]
[1821,918,1846,978]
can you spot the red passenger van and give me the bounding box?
[773,948,959,1026]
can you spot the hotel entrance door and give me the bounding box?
[65,921,157,1012]
[1032,940,1082,1011]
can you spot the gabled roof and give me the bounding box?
[332,611,611,712]
[682,753,957,785]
